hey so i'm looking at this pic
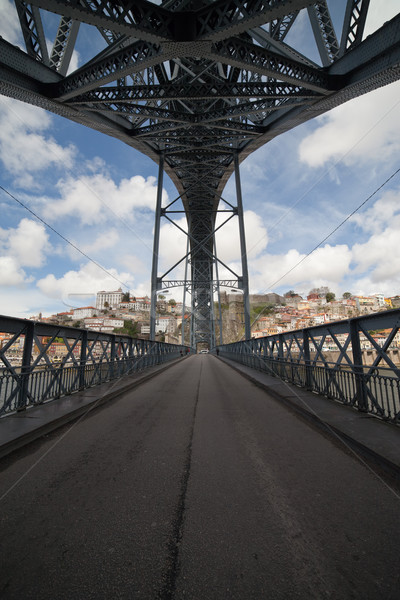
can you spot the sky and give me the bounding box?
[0,0,400,318]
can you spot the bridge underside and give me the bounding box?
[1,0,400,347]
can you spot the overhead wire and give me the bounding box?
[230,91,400,341]
[238,165,400,340]
[0,97,155,256]
[245,96,400,259]
[0,184,131,291]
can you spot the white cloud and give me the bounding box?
[0,219,49,288]
[40,173,162,226]
[156,209,268,282]
[343,186,400,288]
[6,218,50,268]
[216,210,268,263]
[120,254,148,275]
[352,225,400,283]
[352,188,400,234]
[0,0,20,45]
[82,229,120,255]
[0,287,50,317]
[250,244,352,294]
[0,256,30,286]
[364,1,399,36]
[37,262,133,303]
[159,217,188,278]
[0,98,76,186]
[299,81,400,169]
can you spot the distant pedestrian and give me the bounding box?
[216,348,220,356]
[180,350,183,357]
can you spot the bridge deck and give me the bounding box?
[1,355,400,599]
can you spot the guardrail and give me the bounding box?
[217,309,400,424]
[0,315,191,416]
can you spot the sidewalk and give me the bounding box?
[0,357,185,459]
[219,356,400,479]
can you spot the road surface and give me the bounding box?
[1,354,399,599]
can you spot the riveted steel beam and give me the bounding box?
[15,0,50,64]
[308,1,339,66]
[1,1,399,349]
[340,0,370,56]
[26,0,174,43]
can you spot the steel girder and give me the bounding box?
[1,1,400,347]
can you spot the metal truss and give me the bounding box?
[0,315,187,415]
[219,309,400,424]
[1,1,400,348]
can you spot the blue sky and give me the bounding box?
[0,0,400,318]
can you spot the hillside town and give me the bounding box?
[24,286,400,346]
[1,287,400,369]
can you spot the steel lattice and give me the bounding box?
[1,0,399,347]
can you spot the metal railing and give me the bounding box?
[0,315,191,416]
[217,309,400,425]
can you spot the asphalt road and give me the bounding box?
[1,354,399,599]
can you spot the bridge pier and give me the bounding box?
[150,152,164,341]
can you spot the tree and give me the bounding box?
[158,294,165,300]
[342,292,352,299]
[168,298,177,306]
[104,301,109,308]
[114,320,139,337]
[122,292,130,303]
[326,292,336,303]
[284,290,296,298]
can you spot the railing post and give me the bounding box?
[110,335,116,380]
[303,329,312,390]
[128,337,134,373]
[278,334,284,378]
[18,320,34,411]
[79,330,87,390]
[350,319,367,411]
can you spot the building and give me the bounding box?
[311,313,328,325]
[155,316,177,334]
[389,296,400,308]
[131,297,150,312]
[84,317,124,332]
[96,288,124,310]
[72,306,97,319]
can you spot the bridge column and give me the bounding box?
[182,236,190,346]
[234,152,251,341]
[150,152,164,341]
[214,236,223,345]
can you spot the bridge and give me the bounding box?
[1,2,400,598]
[2,0,400,348]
